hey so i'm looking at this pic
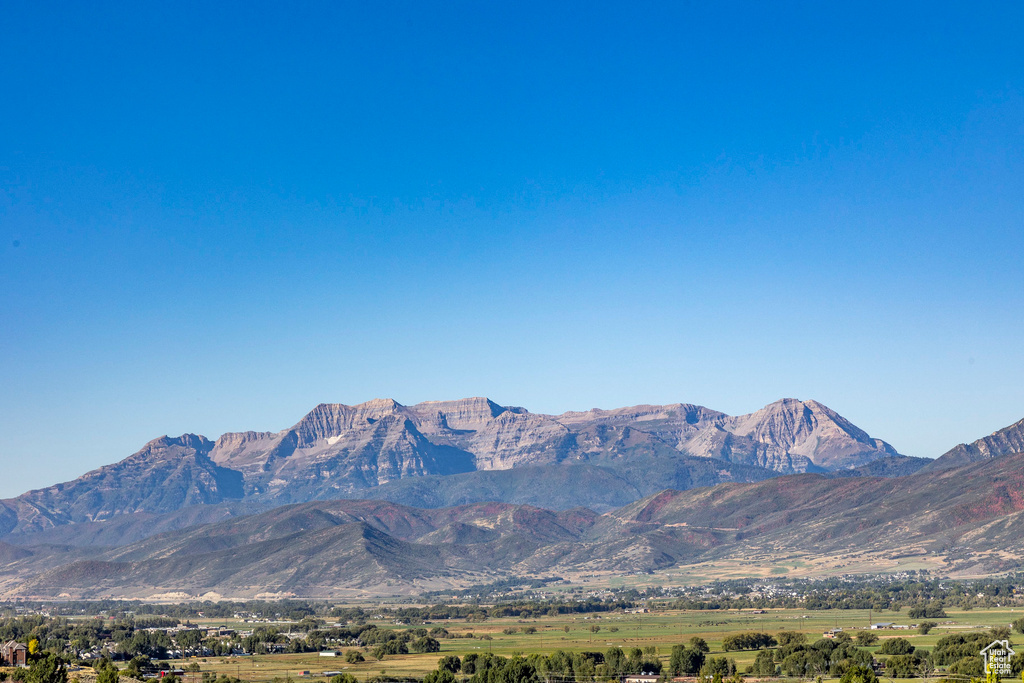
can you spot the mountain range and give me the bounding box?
[0,397,907,539]
[2,396,1023,599]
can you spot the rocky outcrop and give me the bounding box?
[925,417,1024,471]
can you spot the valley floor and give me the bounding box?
[116,607,1023,682]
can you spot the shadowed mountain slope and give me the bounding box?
[7,452,1024,598]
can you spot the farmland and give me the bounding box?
[160,607,1023,682]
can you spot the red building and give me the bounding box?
[0,641,28,667]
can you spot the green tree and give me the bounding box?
[722,633,776,651]
[28,654,68,683]
[700,657,734,679]
[689,637,710,653]
[1010,652,1024,676]
[879,638,914,655]
[907,603,947,619]
[778,632,807,647]
[483,657,539,683]
[124,656,150,679]
[424,670,455,683]
[438,655,461,673]
[838,664,876,683]
[918,622,937,635]
[96,662,119,683]
[344,650,364,664]
[177,630,204,652]
[670,646,706,676]
[917,653,935,678]
[750,649,776,677]
[855,632,878,646]
[885,654,920,678]
[1013,618,1024,635]
[949,657,984,678]
[410,636,440,654]
[781,652,811,678]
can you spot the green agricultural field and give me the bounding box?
[151,607,1024,683]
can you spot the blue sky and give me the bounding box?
[2,1,1023,498]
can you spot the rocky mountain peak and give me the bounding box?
[408,397,507,431]
[292,399,405,446]
[130,434,214,461]
[720,399,899,469]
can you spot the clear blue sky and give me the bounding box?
[2,1,1023,498]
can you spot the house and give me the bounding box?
[0,641,28,667]
[870,623,894,630]
[623,675,660,683]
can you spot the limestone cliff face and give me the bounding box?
[0,395,908,538]
[257,415,475,500]
[291,399,405,447]
[406,397,509,432]
[926,417,1024,471]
